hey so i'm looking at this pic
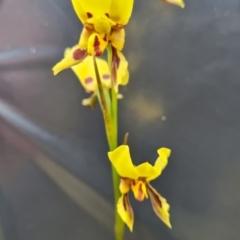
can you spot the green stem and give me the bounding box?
[107,46,118,139]
[93,55,124,240]
[107,45,124,240]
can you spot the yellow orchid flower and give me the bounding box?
[63,47,128,107]
[72,0,133,54]
[108,145,171,232]
[162,0,185,8]
[52,0,133,76]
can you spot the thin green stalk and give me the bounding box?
[107,45,124,240]
[93,56,124,240]
[93,57,114,149]
[107,45,118,140]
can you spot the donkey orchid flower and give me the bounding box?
[52,0,133,76]
[108,145,171,231]
[162,0,185,8]
[64,47,128,107]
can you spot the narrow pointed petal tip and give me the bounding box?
[52,65,62,76]
[117,195,134,232]
[147,184,172,229]
[162,0,185,8]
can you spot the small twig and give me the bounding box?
[122,132,129,145]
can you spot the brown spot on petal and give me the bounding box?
[84,24,94,31]
[111,47,120,87]
[154,194,162,208]
[94,36,102,56]
[112,47,120,68]
[103,34,107,42]
[102,74,110,80]
[105,13,110,18]
[87,12,93,18]
[112,24,124,31]
[123,195,127,211]
[85,77,93,84]
[73,49,87,60]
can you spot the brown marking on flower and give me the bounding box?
[123,195,127,211]
[103,34,107,41]
[85,77,94,84]
[137,183,144,201]
[87,12,93,18]
[93,35,102,56]
[73,49,87,60]
[84,24,94,31]
[112,47,120,68]
[112,24,124,31]
[111,47,120,87]
[148,186,162,208]
[154,194,162,208]
[105,13,110,18]
[102,74,110,80]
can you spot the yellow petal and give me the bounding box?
[79,0,111,17]
[108,145,139,179]
[119,178,131,194]
[71,0,87,23]
[111,49,129,92]
[121,70,129,86]
[131,180,148,201]
[147,148,171,182]
[135,162,158,180]
[87,33,108,56]
[156,148,171,170]
[52,45,87,75]
[162,0,185,8]
[117,194,134,232]
[147,184,172,228]
[109,0,134,25]
[116,51,128,86]
[110,29,125,51]
[71,56,111,92]
[79,28,93,48]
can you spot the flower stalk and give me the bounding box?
[93,54,124,240]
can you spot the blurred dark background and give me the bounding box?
[0,0,240,239]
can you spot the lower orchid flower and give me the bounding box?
[108,145,171,231]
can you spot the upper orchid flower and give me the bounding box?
[108,145,171,231]
[52,0,134,76]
